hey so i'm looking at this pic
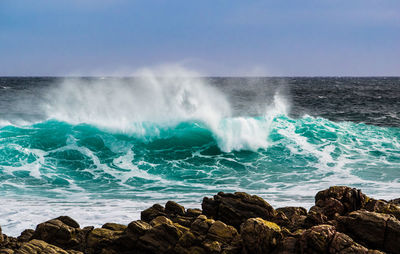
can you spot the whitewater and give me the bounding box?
[0,69,399,235]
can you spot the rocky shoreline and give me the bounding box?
[0,186,399,254]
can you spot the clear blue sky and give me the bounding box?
[0,0,399,76]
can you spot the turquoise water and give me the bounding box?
[1,116,399,202]
[0,76,399,235]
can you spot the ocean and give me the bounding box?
[0,76,399,235]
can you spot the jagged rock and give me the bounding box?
[141,204,167,222]
[165,201,185,216]
[202,192,276,229]
[299,224,371,254]
[274,207,307,230]
[114,220,150,250]
[0,225,3,244]
[191,215,215,236]
[138,216,185,253]
[303,210,328,228]
[337,210,400,253]
[365,198,400,220]
[186,209,202,218]
[390,198,400,205]
[312,186,367,219]
[16,239,82,254]
[0,248,14,254]
[32,217,84,250]
[203,240,221,253]
[17,229,34,243]
[240,218,282,254]
[207,220,238,244]
[101,223,127,232]
[86,228,123,250]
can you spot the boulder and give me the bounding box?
[202,192,276,229]
[15,239,82,254]
[0,249,14,254]
[86,228,123,250]
[207,220,238,244]
[274,207,307,230]
[191,215,215,236]
[0,225,3,244]
[312,186,367,219]
[240,218,282,254]
[138,216,185,253]
[337,210,400,253]
[101,223,127,232]
[141,204,167,223]
[365,198,400,220]
[17,230,34,243]
[299,224,372,254]
[114,220,151,250]
[32,217,84,250]
[165,201,185,216]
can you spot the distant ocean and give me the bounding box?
[0,76,399,235]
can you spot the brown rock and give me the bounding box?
[86,228,122,249]
[191,215,215,236]
[0,249,14,254]
[16,239,81,254]
[202,192,276,229]
[203,240,221,253]
[114,220,150,250]
[365,198,400,220]
[313,186,367,219]
[165,201,185,216]
[138,216,184,253]
[0,225,3,244]
[207,220,238,244]
[337,210,400,253]
[186,209,202,218]
[240,218,282,254]
[32,218,84,250]
[274,207,307,230]
[101,223,127,232]
[17,229,34,243]
[299,224,371,254]
[141,204,166,222]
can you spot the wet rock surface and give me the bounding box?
[0,186,398,253]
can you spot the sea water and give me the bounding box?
[0,70,399,235]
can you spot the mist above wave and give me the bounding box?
[43,66,289,152]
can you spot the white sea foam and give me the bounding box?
[43,66,288,152]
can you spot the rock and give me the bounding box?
[141,204,167,222]
[150,216,173,227]
[0,225,3,244]
[138,216,185,253]
[0,249,14,254]
[304,210,328,228]
[86,228,123,249]
[186,209,202,218]
[191,215,215,236]
[337,210,400,253]
[32,217,84,250]
[299,224,371,254]
[55,216,80,229]
[16,239,81,254]
[203,240,221,253]
[313,186,367,219]
[365,198,400,220]
[390,198,400,205]
[202,192,276,229]
[101,223,127,232]
[17,229,34,243]
[207,220,238,244]
[274,207,307,230]
[114,220,151,250]
[240,218,282,254]
[165,201,185,216]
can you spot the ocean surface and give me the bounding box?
[0,75,399,235]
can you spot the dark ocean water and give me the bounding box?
[0,76,399,235]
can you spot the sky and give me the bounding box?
[0,0,399,76]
